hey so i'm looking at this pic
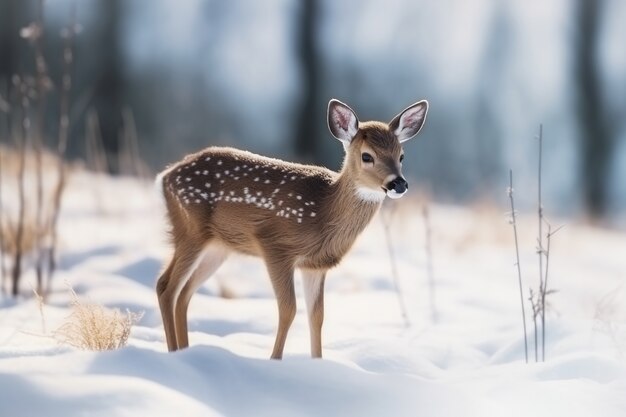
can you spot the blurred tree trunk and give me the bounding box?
[474,3,508,190]
[294,0,320,163]
[0,1,24,88]
[93,0,123,172]
[576,0,611,218]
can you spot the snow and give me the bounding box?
[1,171,625,416]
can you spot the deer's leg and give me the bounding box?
[301,269,326,358]
[156,257,178,351]
[266,259,296,360]
[157,244,206,352]
[175,243,229,349]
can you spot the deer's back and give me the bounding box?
[160,147,339,258]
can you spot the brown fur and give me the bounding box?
[156,99,428,358]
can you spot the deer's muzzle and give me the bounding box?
[385,177,408,199]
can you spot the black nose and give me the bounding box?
[386,177,408,194]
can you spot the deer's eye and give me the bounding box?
[361,153,374,163]
[399,154,405,163]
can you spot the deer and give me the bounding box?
[155,98,428,359]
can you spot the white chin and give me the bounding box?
[386,189,406,199]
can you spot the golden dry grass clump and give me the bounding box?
[54,288,143,351]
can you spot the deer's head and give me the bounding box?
[328,99,428,201]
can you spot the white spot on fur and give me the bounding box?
[217,160,223,165]
[205,183,211,188]
[254,177,259,182]
[203,170,209,175]
[310,212,316,217]
[296,195,302,200]
[215,173,221,179]
[185,177,191,182]
[264,179,270,184]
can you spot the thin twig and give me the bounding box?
[380,203,410,328]
[0,146,5,296]
[11,76,29,297]
[508,169,529,363]
[529,288,539,362]
[422,204,437,323]
[537,123,544,361]
[22,0,51,294]
[0,82,8,294]
[47,6,77,288]
[540,221,564,361]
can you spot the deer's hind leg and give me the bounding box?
[157,242,207,352]
[174,242,229,349]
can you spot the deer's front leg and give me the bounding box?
[301,269,326,358]
[266,259,296,360]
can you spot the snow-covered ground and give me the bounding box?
[1,171,625,417]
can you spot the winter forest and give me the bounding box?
[0,1,625,416]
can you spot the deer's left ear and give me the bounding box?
[389,100,428,143]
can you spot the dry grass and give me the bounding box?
[1,215,49,256]
[54,287,143,351]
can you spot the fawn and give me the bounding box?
[156,99,428,358]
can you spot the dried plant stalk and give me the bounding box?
[11,76,29,297]
[380,203,410,327]
[47,8,77,286]
[54,287,143,351]
[508,169,529,363]
[423,204,437,323]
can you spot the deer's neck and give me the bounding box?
[315,171,383,257]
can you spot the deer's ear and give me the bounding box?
[328,99,359,144]
[389,100,428,143]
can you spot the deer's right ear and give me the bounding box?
[328,99,359,145]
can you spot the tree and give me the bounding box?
[575,0,612,218]
[93,0,124,171]
[294,0,321,163]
